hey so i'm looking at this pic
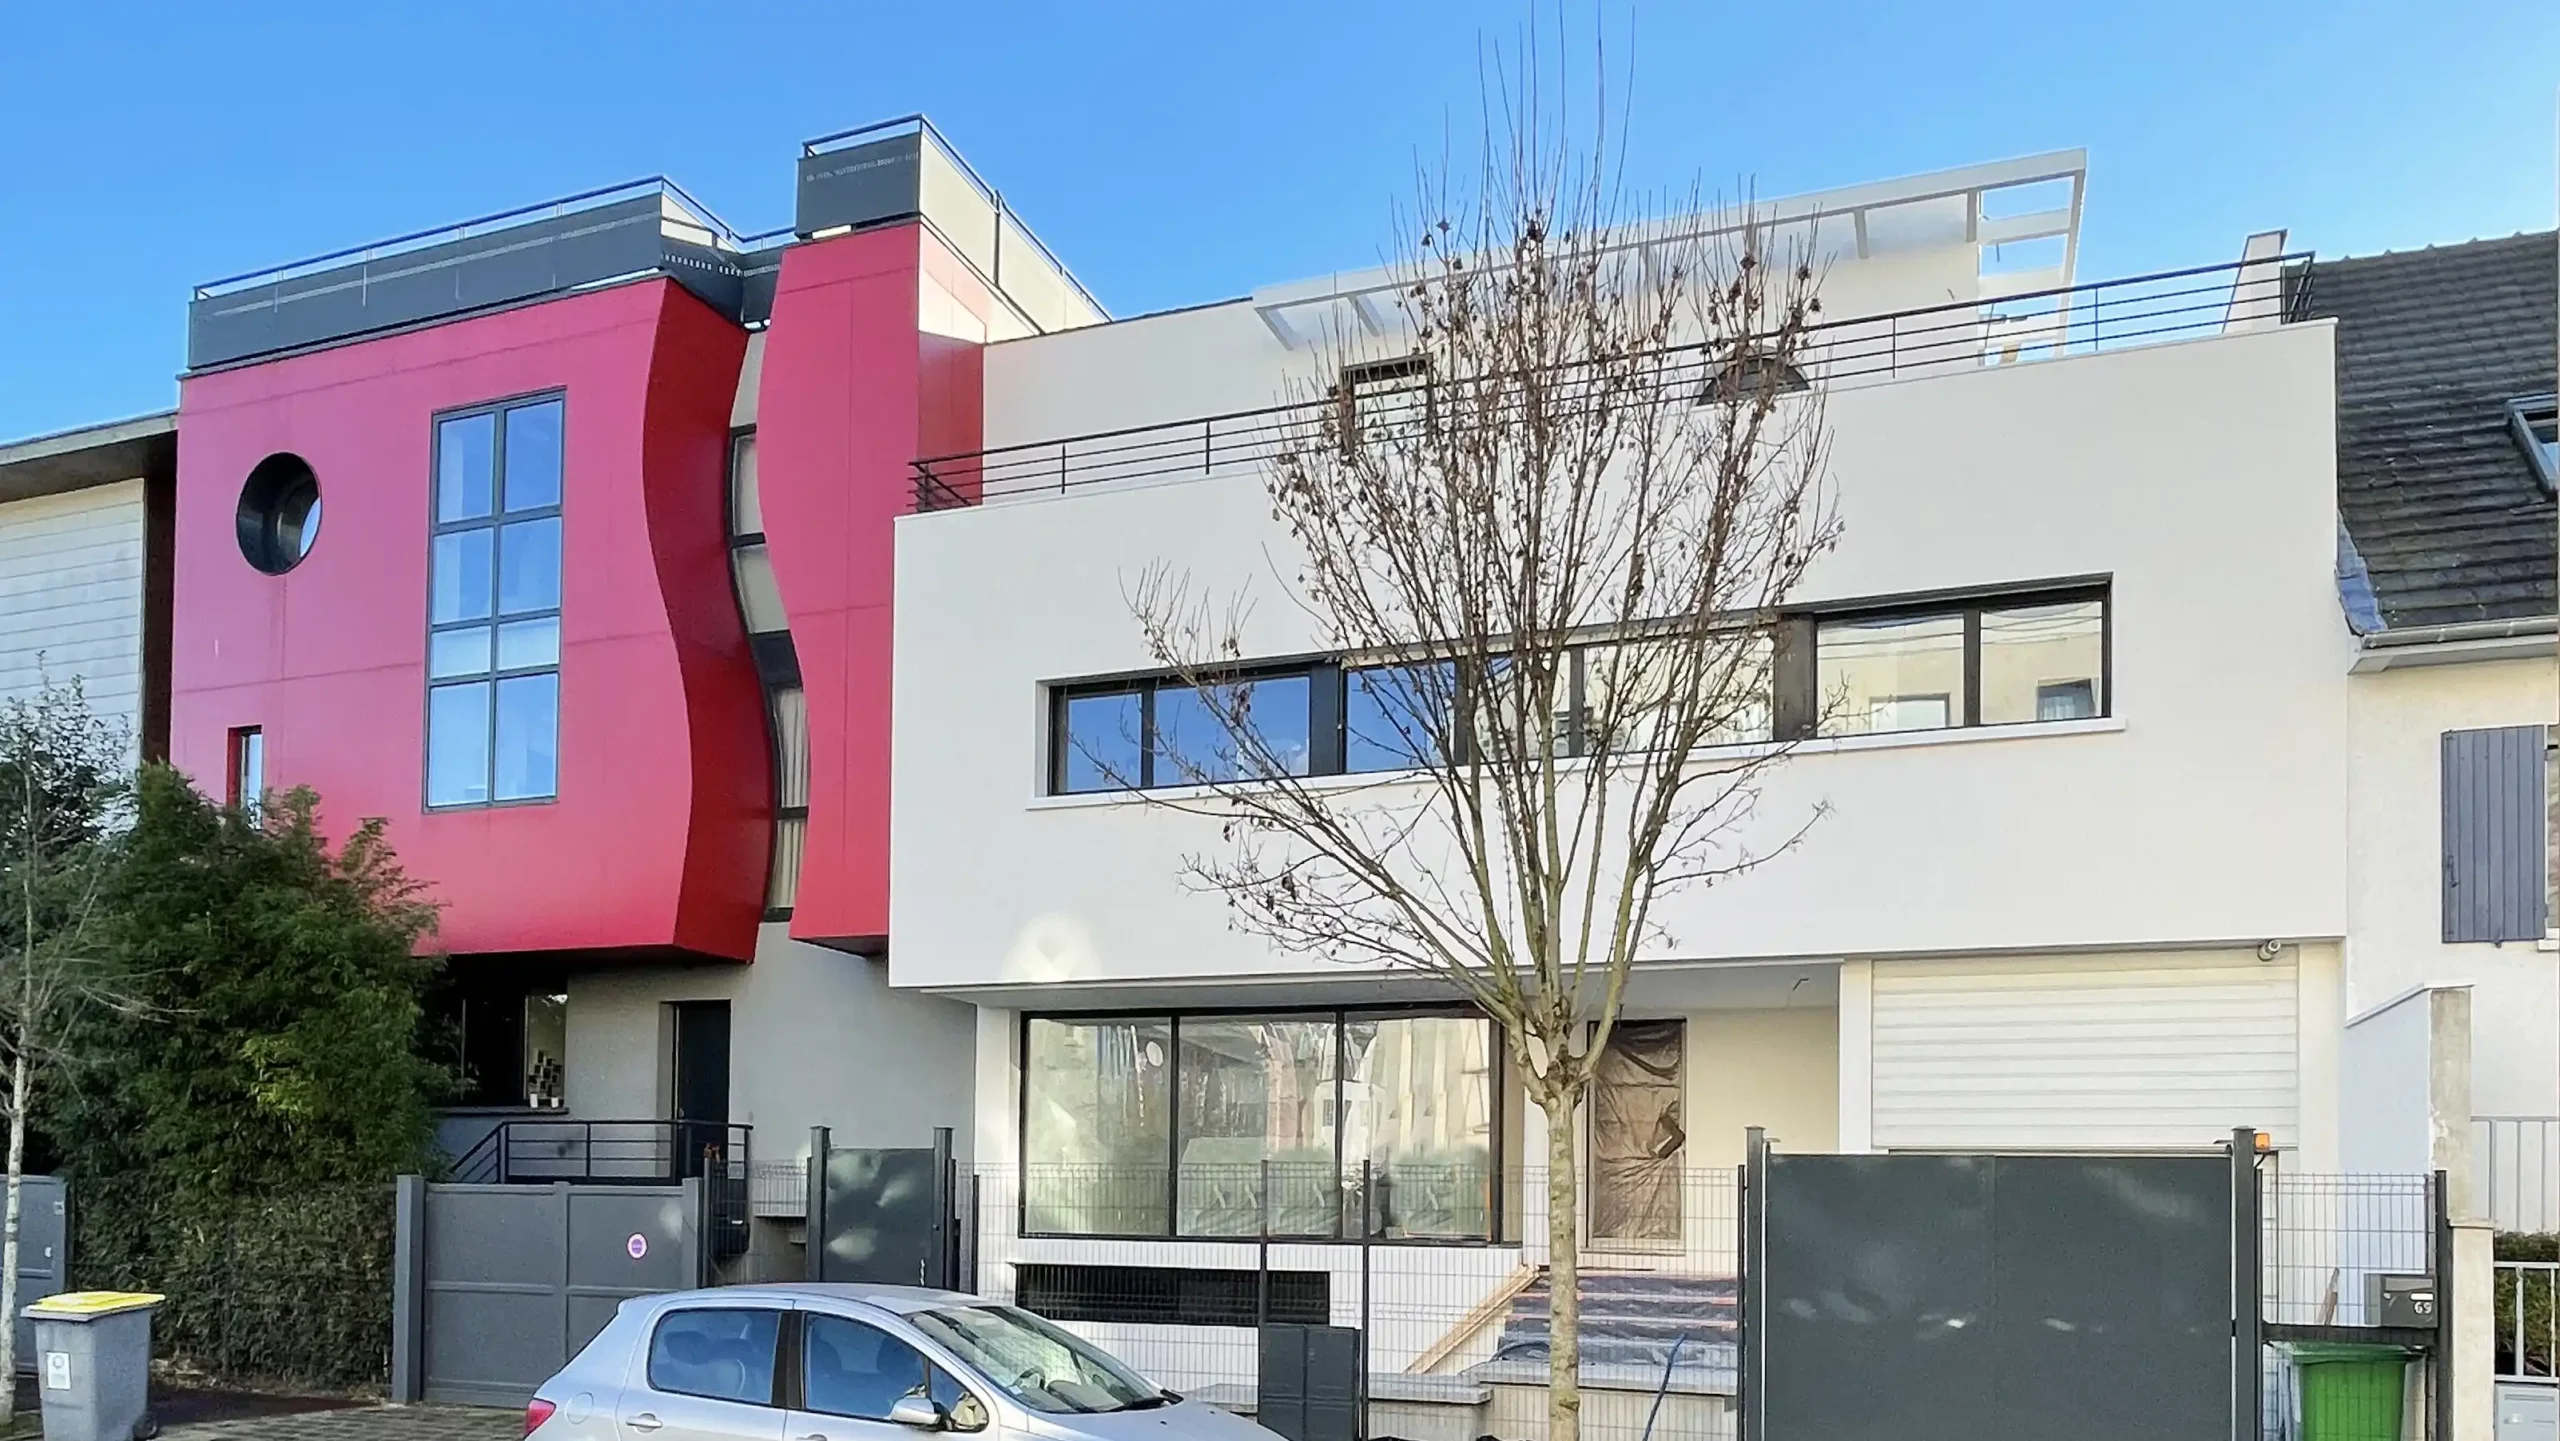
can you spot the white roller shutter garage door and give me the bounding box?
[1871,949,2299,1150]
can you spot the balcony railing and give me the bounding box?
[2477,1116,2560,1233]
[450,1118,753,1257]
[911,252,2312,512]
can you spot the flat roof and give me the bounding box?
[0,411,176,505]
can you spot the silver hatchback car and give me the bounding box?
[527,1283,1283,1441]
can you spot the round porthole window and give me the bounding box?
[235,453,323,575]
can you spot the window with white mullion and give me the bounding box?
[427,394,564,808]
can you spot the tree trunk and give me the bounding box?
[1542,1085,1581,1441]
[0,1046,29,1425]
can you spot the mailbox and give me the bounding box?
[2365,1272,2438,1328]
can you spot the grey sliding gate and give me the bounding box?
[1744,1139,2247,1441]
[391,1176,706,1406]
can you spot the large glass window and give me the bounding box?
[1023,1011,1498,1241]
[1818,612,1965,736]
[1176,1017,1339,1236]
[1343,663,1451,773]
[1811,589,2108,737]
[1979,600,2105,724]
[1054,690,1145,793]
[1342,1015,1496,1240]
[428,395,563,808]
[1023,1018,1172,1236]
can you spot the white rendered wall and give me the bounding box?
[2344,656,2559,1118]
[891,323,2348,993]
[565,922,979,1158]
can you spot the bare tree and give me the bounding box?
[0,678,139,1419]
[1119,96,1837,1441]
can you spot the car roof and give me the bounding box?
[642,1283,982,1316]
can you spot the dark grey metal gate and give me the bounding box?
[390,1176,706,1406]
[10,1176,68,1373]
[807,1127,956,1288]
[1743,1136,2245,1441]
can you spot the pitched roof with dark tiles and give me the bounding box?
[2302,230,2556,629]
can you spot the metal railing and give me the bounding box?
[910,252,2312,512]
[193,177,752,300]
[2499,1260,2557,1383]
[2477,1116,2560,1234]
[450,1118,753,1257]
[2259,1170,2438,1330]
[801,115,1104,321]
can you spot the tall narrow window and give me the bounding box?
[727,430,809,918]
[228,727,264,812]
[427,395,564,807]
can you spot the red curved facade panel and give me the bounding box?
[171,280,769,960]
[757,224,995,946]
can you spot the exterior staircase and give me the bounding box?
[1472,1270,1737,1393]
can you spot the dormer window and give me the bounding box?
[2511,394,2558,493]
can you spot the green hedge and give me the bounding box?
[2498,1233,2556,1378]
[74,1183,394,1394]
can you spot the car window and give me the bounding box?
[803,1313,930,1422]
[648,1308,781,1406]
[909,1304,1157,1414]
[931,1364,990,1432]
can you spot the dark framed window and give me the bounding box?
[227,726,264,812]
[427,394,564,808]
[647,1307,781,1407]
[1020,1008,1501,1243]
[727,431,808,919]
[1796,585,2108,739]
[1047,582,2106,793]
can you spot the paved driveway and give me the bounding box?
[163,1405,520,1440]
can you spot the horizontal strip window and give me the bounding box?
[1800,586,2107,738]
[1014,1264,1329,1327]
[1020,1008,1503,1243]
[1047,582,2105,793]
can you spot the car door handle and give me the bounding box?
[799,1434,829,1441]
[627,1414,663,1433]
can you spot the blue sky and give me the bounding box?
[2,1,2553,440]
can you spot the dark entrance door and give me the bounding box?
[670,1001,731,1180]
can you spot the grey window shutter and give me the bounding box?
[2441,725,2550,942]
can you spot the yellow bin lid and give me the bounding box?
[25,1292,163,1320]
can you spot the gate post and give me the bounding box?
[391,1176,426,1405]
[2229,1129,2261,1441]
[1740,1128,1769,1441]
[804,1126,831,1282]
[930,1127,954,1290]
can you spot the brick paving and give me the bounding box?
[162,1404,520,1440]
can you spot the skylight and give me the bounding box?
[2510,394,2558,494]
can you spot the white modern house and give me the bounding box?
[883,150,2500,1415]
[0,412,173,755]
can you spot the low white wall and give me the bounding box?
[566,922,979,1162]
[2340,987,2436,1175]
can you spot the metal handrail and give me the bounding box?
[910,252,2312,511]
[451,1117,753,1186]
[195,177,755,298]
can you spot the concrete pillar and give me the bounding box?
[1835,960,1874,1153]
[2450,1219,2494,1440]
